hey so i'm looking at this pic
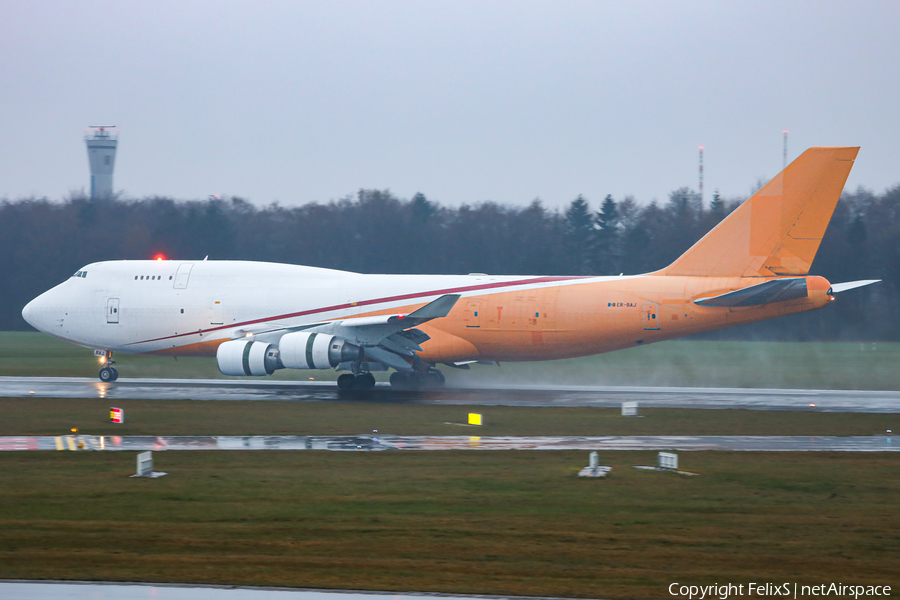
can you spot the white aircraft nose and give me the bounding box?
[22,299,36,327]
[22,293,49,332]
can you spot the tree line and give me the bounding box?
[1,185,896,339]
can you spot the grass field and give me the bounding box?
[0,451,898,598]
[1,331,898,390]
[1,398,898,437]
[2,333,898,598]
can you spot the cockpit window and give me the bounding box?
[72,270,88,278]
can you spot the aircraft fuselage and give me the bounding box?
[22,259,833,364]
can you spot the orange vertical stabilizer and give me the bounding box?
[663,147,859,277]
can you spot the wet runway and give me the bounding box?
[2,376,899,412]
[0,581,514,600]
[1,433,896,452]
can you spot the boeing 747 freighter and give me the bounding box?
[22,147,878,389]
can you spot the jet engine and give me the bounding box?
[279,331,362,369]
[216,339,280,376]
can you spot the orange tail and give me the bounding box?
[664,147,859,277]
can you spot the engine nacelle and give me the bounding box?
[216,339,279,376]
[278,332,362,369]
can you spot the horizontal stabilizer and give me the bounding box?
[695,278,807,307]
[830,280,880,294]
[443,362,471,370]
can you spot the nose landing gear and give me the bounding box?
[98,351,119,382]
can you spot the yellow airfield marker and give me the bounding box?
[468,413,482,426]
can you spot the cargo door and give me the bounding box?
[463,299,483,328]
[643,302,659,330]
[173,263,193,289]
[209,299,224,325]
[106,298,119,324]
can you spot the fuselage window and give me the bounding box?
[140,276,144,280]
[134,276,138,280]
[169,275,173,280]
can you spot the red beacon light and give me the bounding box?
[153,254,167,261]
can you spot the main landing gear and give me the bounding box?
[98,352,119,382]
[389,369,445,390]
[337,372,376,391]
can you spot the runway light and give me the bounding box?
[809,403,816,407]
[309,377,314,380]
[71,428,78,433]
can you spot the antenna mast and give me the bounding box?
[698,146,704,205]
[783,130,789,169]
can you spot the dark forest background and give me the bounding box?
[1,185,896,339]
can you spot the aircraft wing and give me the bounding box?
[308,293,461,371]
[312,293,461,346]
[230,294,460,372]
[230,294,460,343]
[694,278,808,307]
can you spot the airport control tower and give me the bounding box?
[85,126,118,198]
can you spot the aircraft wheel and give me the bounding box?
[406,372,426,390]
[109,367,119,381]
[356,373,376,390]
[98,367,114,382]
[389,372,408,388]
[427,370,445,386]
[337,373,356,390]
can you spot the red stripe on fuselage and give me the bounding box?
[126,275,589,347]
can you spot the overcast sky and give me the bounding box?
[1,0,897,208]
